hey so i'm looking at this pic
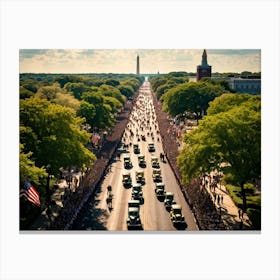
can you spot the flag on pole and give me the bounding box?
[20,180,41,207]
[92,133,101,145]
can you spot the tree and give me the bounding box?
[77,101,96,128]
[207,93,257,115]
[20,86,35,99]
[103,96,122,113]
[117,84,134,99]
[122,78,141,91]
[64,82,92,100]
[162,82,227,123]
[35,85,58,101]
[81,91,114,129]
[199,77,232,92]
[20,79,39,93]
[155,77,189,99]
[53,92,81,111]
[103,78,120,87]
[150,77,168,92]
[20,143,47,186]
[99,84,126,105]
[177,94,261,211]
[20,97,95,174]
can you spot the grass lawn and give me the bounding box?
[226,183,261,229]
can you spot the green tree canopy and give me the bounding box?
[150,77,168,92]
[117,84,134,99]
[207,93,259,115]
[53,92,81,112]
[77,101,96,128]
[103,96,122,113]
[99,84,126,105]
[35,84,60,101]
[81,91,114,129]
[103,78,120,87]
[199,77,232,92]
[20,79,39,93]
[162,82,228,122]
[20,86,35,99]
[155,77,189,99]
[20,143,47,186]
[20,97,95,174]
[177,94,261,211]
[64,82,91,100]
[122,78,141,91]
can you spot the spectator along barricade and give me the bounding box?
[48,91,139,230]
[151,92,226,230]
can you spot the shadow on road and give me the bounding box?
[71,204,109,230]
[173,222,187,230]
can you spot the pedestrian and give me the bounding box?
[238,208,242,219]
[217,194,220,205]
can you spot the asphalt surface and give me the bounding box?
[71,82,198,231]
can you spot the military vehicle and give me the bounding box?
[135,170,145,184]
[133,143,140,154]
[127,207,142,229]
[170,204,185,225]
[164,192,176,210]
[148,142,155,152]
[123,155,132,169]
[152,169,162,182]
[131,183,143,202]
[122,173,132,187]
[154,182,166,199]
[151,156,160,168]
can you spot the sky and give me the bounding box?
[19,49,261,74]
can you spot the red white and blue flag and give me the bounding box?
[92,133,101,145]
[20,181,41,207]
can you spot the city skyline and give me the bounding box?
[19,49,261,74]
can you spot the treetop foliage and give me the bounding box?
[161,82,228,121]
[177,93,260,210]
[20,97,96,174]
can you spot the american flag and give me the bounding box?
[92,133,101,145]
[20,181,41,207]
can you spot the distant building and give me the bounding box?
[196,49,212,81]
[228,78,261,94]
[136,55,140,75]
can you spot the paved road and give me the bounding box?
[71,82,198,231]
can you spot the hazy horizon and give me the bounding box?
[19,49,261,74]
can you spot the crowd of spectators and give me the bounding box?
[152,93,226,230]
[48,88,226,230]
[49,93,139,230]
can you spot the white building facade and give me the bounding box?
[228,78,261,94]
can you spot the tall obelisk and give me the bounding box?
[136,54,140,75]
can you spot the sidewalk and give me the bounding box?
[28,172,81,230]
[152,94,253,230]
[203,177,252,230]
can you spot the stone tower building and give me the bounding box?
[196,49,212,81]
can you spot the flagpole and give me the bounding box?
[46,164,52,220]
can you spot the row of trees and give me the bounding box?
[177,94,261,212]
[151,72,261,222]
[20,73,143,226]
[150,74,232,124]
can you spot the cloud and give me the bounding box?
[19,49,261,73]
